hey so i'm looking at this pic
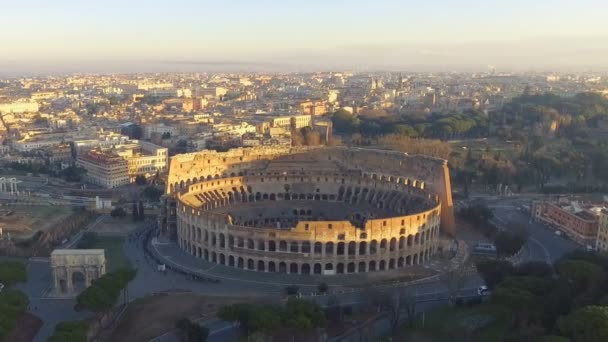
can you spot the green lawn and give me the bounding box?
[383,303,511,342]
[90,236,130,271]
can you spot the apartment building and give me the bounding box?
[270,115,312,131]
[0,101,39,114]
[115,141,168,179]
[595,210,608,252]
[144,123,178,139]
[77,149,129,188]
[532,200,600,247]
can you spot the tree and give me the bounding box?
[331,109,360,134]
[77,232,98,249]
[138,201,145,221]
[0,289,28,341]
[48,320,88,342]
[110,207,127,218]
[143,186,164,202]
[132,202,139,221]
[248,306,282,333]
[134,175,147,186]
[175,318,209,342]
[0,261,27,286]
[492,284,536,328]
[556,260,605,293]
[558,306,608,342]
[494,231,526,258]
[60,166,87,182]
[516,261,553,278]
[444,267,468,304]
[317,282,329,294]
[285,285,299,296]
[476,259,515,289]
[76,268,136,314]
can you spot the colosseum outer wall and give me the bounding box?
[166,146,455,235]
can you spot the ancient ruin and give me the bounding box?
[50,249,106,295]
[161,146,454,275]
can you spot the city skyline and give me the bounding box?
[2,0,608,74]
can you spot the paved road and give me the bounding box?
[491,205,579,263]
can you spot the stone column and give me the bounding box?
[66,268,73,294]
[52,267,59,293]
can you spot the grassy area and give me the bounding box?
[383,303,511,342]
[90,236,130,271]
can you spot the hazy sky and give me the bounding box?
[1,0,608,73]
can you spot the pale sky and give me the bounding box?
[1,0,608,73]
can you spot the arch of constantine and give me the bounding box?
[161,146,454,275]
[50,249,106,295]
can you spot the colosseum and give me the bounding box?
[161,146,454,275]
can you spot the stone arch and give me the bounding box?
[325,242,334,255]
[389,258,395,269]
[348,241,356,255]
[347,262,356,273]
[389,238,397,252]
[369,260,377,271]
[71,271,86,293]
[279,262,287,273]
[290,241,299,253]
[301,241,311,253]
[258,260,265,272]
[257,240,266,251]
[247,238,255,249]
[358,261,366,273]
[379,260,386,270]
[268,240,276,252]
[336,263,345,274]
[337,242,345,255]
[359,241,367,255]
[314,242,322,254]
[229,255,235,266]
[247,259,254,270]
[399,236,405,250]
[380,239,388,251]
[290,263,298,274]
[268,261,276,272]
[220,254,226,265]
[52,250,107,295]
[370,240,378,254]
[314,263,322,274]
[279,240,287,252]
[237,257,244,268]
[301,263,311,274]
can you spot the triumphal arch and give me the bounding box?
[51,249,106,295]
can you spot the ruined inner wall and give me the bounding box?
[167,146,454,235]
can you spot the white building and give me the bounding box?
[115,141,168,179]
[0,101,39,114]
[144,123,179,139]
